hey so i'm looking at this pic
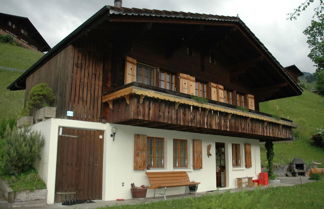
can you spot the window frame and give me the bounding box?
[146,137,165,169]
[158,70,176,91]
[232,143,242,168]
[173,139,188,168]
[195,81,207,98]
[136,63,155,86]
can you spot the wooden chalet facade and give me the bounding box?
[0,12,50,52]
[9,5,302,204]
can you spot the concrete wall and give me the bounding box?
[32,119,261,204]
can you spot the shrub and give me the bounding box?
[0,34,14,44]
[311,128,324,147]
[0,118,16,138]
[309,173,321,181]
[0,127,44,175]
[24,83,55,116]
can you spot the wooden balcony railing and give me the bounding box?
[102,83,295,141]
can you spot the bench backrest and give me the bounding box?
[146,171,191,186]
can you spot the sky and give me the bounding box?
[0,0,318,73]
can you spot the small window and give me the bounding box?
[159,70,176,91]
[136,63,154,85]
[186,47,193,56]
[232,143,241,167]
[173,139,188,168]
[195,81,207,98]
[8,21,12,26]
[209,51,216,64]
[236,93,245,108]
[147,137,164,168]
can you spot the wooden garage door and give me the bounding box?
[55,127,104,202]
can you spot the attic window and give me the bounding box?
[209,51,216,64]
[8,21,12,26]
[186,47,193,56]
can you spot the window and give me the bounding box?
[232,143,241,167]
[134,134,165,170]
[147,137,164,168]
[227,91,233,105]
[173,139,188,168]
[136,63,155,85]
[236,93,245,107]
[159,70,176,91]
[195,81,207,98]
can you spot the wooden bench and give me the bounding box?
[146,171,200,199]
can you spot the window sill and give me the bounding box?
[232,167,245,171]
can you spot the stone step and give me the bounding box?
[11,199,46,209]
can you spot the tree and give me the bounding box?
[316,70,324,94]
[288,0,324,73]
[265,141,274,179]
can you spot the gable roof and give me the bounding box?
[8,6,302,98]
[0,12,50,52]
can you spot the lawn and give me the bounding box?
[260,90,324,165]
[0,42,43,119]
[100,179,324,209]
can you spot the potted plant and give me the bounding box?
[130,183,147,198]
[17,83,56,127]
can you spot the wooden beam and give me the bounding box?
[253,82,288,94]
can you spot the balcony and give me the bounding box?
[102,83,295,141]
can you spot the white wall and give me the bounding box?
[32,119,261,204]
[104,124,261,200]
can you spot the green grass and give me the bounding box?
[0,43,43,119]
[260,90,324,165]
[100,179,324,209]
[1,169,46,192]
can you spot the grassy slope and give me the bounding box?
[0,42,42,119]
[101,179,324,209]
[260,90,324,165]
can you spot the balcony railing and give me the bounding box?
[102,83,295,141]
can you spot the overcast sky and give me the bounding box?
[0,0,318,73]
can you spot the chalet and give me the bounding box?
[0,12,50,52]
[9,2,302,204]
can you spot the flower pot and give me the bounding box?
[17,116,33,128]
[34,107,56,122]
[131,187,147,198]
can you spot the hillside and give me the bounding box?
[0,42,43,119]
[260,90,324,165]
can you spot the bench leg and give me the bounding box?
[164,187,167,200]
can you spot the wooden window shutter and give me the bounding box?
[192,139,202,169]
[134,134,147,170]
[246,94,255,110]
[124,56,137,84]
[207,82,218,101]
[245,143,252,168]
[178,73,195,95]
[217,84,225,102]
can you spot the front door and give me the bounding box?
[55,127,104,202]
[216,143,226,188]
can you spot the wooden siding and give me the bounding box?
[68,43,103,121]
[26,46,74,118]
[102,87,294,141]
[25,42,104,122]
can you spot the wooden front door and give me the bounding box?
[55,127,104,202]
[216,143,226,188]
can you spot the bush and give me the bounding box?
[309,173,321,181]
[0,127,44,175]
[0,118,16,138]
[24,83,55,116]
[311,128,324,147]
[0,34,14,44]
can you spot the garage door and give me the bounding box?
[55,127,104,202]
